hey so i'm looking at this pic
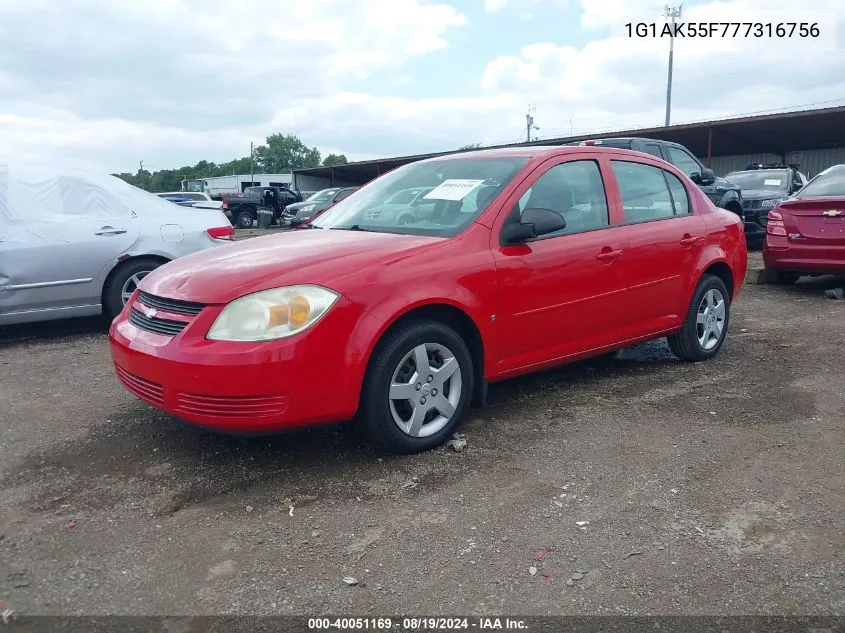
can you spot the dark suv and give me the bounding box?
[575,137,744,218]
[723,164,808,241]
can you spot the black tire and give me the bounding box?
[667,274,731,362]
[773,271,799,285]
[359,320,475,454]
[236,210,254,229]
[103,257,164,320]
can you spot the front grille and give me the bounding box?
[129,308,187,336]
[115,366,164,407]
[175,392,289,418]
[138,291,205,316]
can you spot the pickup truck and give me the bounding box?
[222,186,302,228]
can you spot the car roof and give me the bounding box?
[422,144,669,164]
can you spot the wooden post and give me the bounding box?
[330,168,335,187]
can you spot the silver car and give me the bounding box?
[0,166,235,326]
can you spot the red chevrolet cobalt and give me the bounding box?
[110,147,747,453]
[764,164,845,283]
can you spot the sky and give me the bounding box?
[0,0,843,173]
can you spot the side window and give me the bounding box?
[665,146,702,178]
[664,171,691,215]
[335,189,355,201]
[516,160,609,236]
[610,160,675,223]
[791,171,803,191]
[643,143,663,159]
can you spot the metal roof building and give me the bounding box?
[293,105,845,191]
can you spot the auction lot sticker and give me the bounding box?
[423,179,485,201]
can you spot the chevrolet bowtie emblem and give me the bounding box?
[822,209,841,217]
[144,307,158,319]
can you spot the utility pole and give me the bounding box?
[250,141,254,186]
[525,105,539,142]
[664,3,682,126]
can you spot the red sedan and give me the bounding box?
[764,164,845,283]
[110,147,747,453]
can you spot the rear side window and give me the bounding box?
[610,161,677,222]
[517,159,609,237]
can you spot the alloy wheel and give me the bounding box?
[388,342,462,438]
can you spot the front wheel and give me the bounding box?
[667,275,730,362]
[359,321,474,454]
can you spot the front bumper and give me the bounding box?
[109,292,383,432]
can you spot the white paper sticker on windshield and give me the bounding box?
[763,179,782,186]
[423,179,485,201]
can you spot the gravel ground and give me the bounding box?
[1,257,844,617]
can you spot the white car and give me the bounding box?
[0,165,235,326]
[156,190,223,211]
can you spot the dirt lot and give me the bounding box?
[1,255,843,617]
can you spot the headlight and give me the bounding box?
[298,205,315,214]
[760,197,784,209]
[207,285,339,341]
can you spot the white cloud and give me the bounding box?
[0,0,844,175]
[484,0,569,18]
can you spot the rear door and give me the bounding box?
[1,178,139,318]
[605,158,707,339]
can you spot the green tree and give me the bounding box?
[458,142,482,150]
[322,153,348,166]
[254,134,321,172]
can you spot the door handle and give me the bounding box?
[95,227,128,236]
[596,248,623,261]
[680,235,704,246]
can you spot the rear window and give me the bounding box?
[797,166,845,198]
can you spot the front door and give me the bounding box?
[492,156,629,373]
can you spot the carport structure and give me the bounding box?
[293,105,845,190]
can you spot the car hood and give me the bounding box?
[139,229,445,304]
[715,176,741,191]
[286,201,325,213]
[739,188,788,201]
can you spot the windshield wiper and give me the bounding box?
[336,224,374,232]
[300,223,323,229]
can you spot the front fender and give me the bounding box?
[362,283,497,377]
[716,189,742,209]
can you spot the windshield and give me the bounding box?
[796,166,845,198]
[312,156,529,237]
[724,170,789,192]
[306,188,339,202]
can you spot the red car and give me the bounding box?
[109,147,747,453]
[764,164,845,283]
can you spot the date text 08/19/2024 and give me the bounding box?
[307,617,529,630]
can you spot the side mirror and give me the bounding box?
[693,167,716,186]
[501,208,566,245]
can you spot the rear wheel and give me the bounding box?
[103,257,163,320]
[667,274,730,362]
[236,210,254,229]
[359,321,474,454]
